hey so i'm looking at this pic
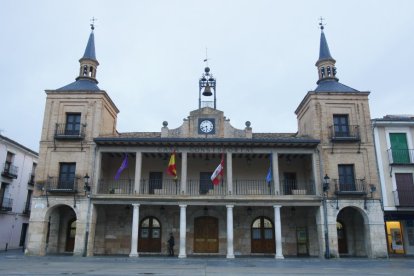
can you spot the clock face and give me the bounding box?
[199,119,214,134]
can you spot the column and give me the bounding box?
[272,153,280,195]
[311,151,319,194]
[129,203,140,257]
[181,151,187,194]
[86,204,97,256]
[226,205,235,258]
[273,205,284,259]
[178,204,187,258]
[134,152,142,194]
[226,153,233,195]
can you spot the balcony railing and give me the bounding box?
[140,179,180,195]
[329,125,360,141]
[234,180,273,195]
[54,123,85,139]
[187,179,227,196]
[46,176,80,193]
[333,178,367,195]
[28,173,35,186]
[281,180,315,195]
[0,197,13,211]
[387,149,414,165]
[23,201,31,215]
[393,189,414,207]
[1,162,18,179]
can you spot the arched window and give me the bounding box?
[320,67,325,78]
[251,216,275,253]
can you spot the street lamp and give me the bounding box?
[83,173,90,194]
[322,174,330,259]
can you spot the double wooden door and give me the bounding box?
[194,216,218,253]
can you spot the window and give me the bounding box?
[283,172,297,194]
[390,133,410,164]
[338,164,355,191]
[333,114,350,137]
[0,182,12,211]
[65,113,81,135]
[200,172,213,194]
[149,172,163,194]
[59,163,76,190]
[24,190,32,214]
[395,173,414,206]
[19,223,29,247]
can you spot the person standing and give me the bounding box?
[168,233,175,256]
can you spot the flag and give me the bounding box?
[266,154,272,184]
[114,153,128,180]
[211,154,224,185]
[166,151,177,179]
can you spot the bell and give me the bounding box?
[202,84,213,96]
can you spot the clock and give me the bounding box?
[198,118,215,134]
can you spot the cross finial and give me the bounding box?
[319,17,326,31]
[90,17,97,30]
[203,48,209,67]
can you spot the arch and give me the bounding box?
[336,207,367,257]
[251,216,275,253]
[138,216,161,253]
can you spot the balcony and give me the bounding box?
[393,189,414,207]
[28,173,35,186]
[46,176,80,193]
[387,149,414,165]
[329,125,360,142]
[333,178,367,195]
[1,162,18,179]
[187,179,227,196]
[0,197,13,211]
[281,180,315,196]
[234,180,273,195]
[54,123,85,140]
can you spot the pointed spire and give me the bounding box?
[82,30,97,61]
[315,18,338,85]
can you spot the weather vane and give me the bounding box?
[319,17,326,30]
[90,17,97,30]
[203,48,210,67]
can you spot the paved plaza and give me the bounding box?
[1,250,414,276]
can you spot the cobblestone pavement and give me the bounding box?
[1,250,414,276]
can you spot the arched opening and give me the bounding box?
[251,216,275,253]
[138,216,161,253]
[194,216,218,253]
[336,207,367,257]
[45,204,77,255]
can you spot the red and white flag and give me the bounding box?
[211,154,224,185]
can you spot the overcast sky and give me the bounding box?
[1,0,413,151]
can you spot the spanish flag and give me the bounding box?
[167,151,177,179]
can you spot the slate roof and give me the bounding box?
[314,79,358,92]
[57,79,100,91]
[319,31,333,60]
[82,31,97,61]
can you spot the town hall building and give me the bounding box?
[25,23,387,258]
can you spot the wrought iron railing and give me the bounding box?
[333,178,367,194]
[140,179,180,195]
[28,173,35,186]
[98,179,134,194]
[329,125,360,141]
[394,189,414,207]
[0,197,13,211]
[234,179,273,195]
[187,179,227,196]
[54,123,85,139]
[387,149,414,165]
[1,162,18,179]
[46,176,80,193]
[281,179,315,195]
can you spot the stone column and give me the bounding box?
[226,153,233,195]
[134,152,142,194]
[226,205,235,258]
[129,203,140,257]
[86,203,97,256]
[181,151,187,195]
[272,153,280,195]
[179,204,187,258]
[273,205,284,259]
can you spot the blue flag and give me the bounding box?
[114,154,128,180]
[266,154,272,184]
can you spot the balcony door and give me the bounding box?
[395,173,414,206]
[59,163,76,190]
[149,172,163,194]
[333,114,350,137]
[338,164,355,191]
[194,216,218,253]
[390,133,410,164]
[199,172,213,194]
[65,113,81,135]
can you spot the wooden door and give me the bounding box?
[390,133,410,163]
[138,217,161,252]
[251,217,275,253]
[337,221,348,254]
[194,216,218,253]
[65,219,76,252]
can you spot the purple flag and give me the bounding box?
[114,154,128,180]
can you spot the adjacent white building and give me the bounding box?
[0,135,38,251]
[372,115,414,255]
